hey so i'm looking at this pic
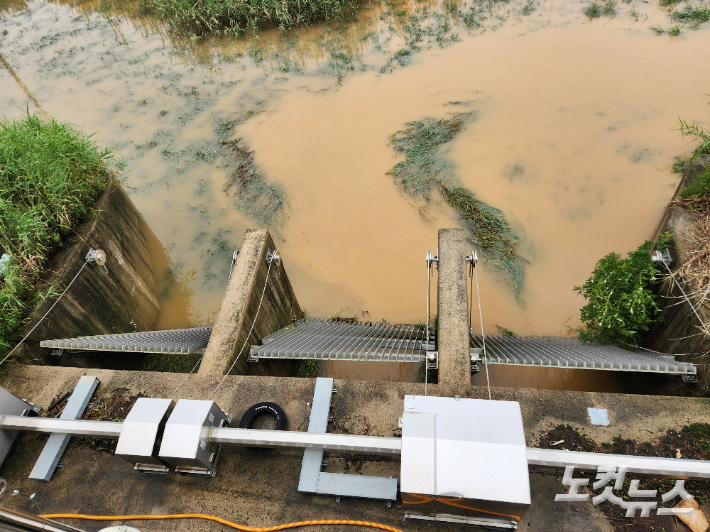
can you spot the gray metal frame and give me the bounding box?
[250,319,427,363]
[298,378,397,500]
[470,334,696,375]
[40,328,213,355]
[29,376,99,482]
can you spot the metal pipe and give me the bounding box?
[527,447,710,480]
[3,415,710,479]
[208,428,403,455]
[0,416,123,439]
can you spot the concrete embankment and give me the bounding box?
[648,155,710,394]
[16,179,160,368]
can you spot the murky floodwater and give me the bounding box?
[2,0,709,388]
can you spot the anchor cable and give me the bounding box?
[473,258,492,401]
[0,257,90,368]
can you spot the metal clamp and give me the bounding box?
[426,351,438,370]
[228,250,239,280]
[470,348,482,374]
[651,249,671,268]
[85,248,107,266]
[466,250,478,266]
[266,249,281,265]
[426,250,438,270]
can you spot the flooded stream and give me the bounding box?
[2,0,709,388]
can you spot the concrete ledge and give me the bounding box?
[199,229,301,376]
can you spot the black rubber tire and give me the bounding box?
[238,402,287,431]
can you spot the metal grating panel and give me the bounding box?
[40,328,213,355]
[250,319,427,362]
[470,334,696,375]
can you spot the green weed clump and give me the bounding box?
[573,240,665,346]
[681,165,710,198]
[584,2,603,17]
[0,112,110,355]
[668,24,682,35]
[140,0,359,38]
[672,3,710,22]
[388,112,528,299]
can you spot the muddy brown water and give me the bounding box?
[1,0,709,389]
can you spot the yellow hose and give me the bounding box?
[39,513,406,532]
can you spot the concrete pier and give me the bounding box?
[436,228,471,385]
[199,229,302,376]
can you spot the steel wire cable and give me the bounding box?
[0,257,90,368]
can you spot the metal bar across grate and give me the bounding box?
[470,334,696,375]
[250,319,427,362]
[40,328,213,355]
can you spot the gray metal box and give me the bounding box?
[0,387,37,469]
[158,399,230,474]
[115,397,174,471]
[400,395,530,529]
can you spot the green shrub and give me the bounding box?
[0,111,110,356]
[573,240,664,346]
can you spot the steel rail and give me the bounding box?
[526,447,710,480]
[3,415,710,479]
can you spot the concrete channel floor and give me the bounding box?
[1,365,709,532]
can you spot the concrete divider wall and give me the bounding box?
[436,228,471,385]
[199,229,302,376]
[18,180,160,366]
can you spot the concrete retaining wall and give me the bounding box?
[17,180,160,367]
[647,155,710,394]
[199,229,302,376]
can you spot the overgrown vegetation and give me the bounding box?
[0,112,110,356]
[572,236,670,346]
[388,111,528,299]
[139,0,359,38]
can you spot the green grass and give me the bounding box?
[681,165,710,198]
[603,0,617,15]
[672,4,710,23]
[387,111,528,299]
[0,111,111,356]
[675,118,710,160]
[650,25,665,33]
[668,24,682,34]
[139,0,359,38]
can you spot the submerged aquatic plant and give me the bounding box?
[388,111,528,299]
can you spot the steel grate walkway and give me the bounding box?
[249,319,428,362]
[470,334,696,375]
[40,328,213,355]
